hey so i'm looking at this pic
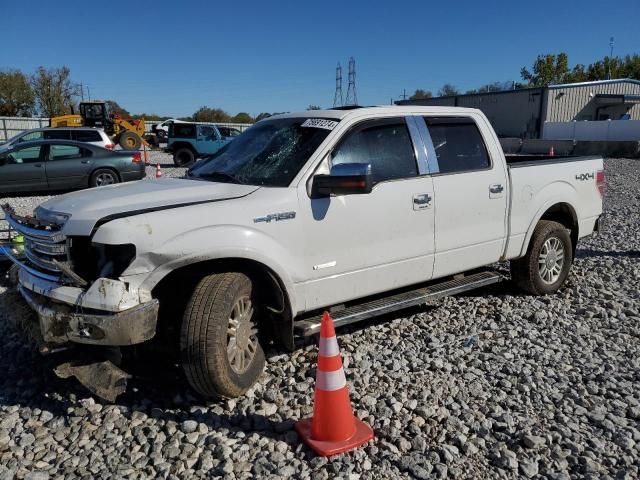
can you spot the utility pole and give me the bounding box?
[333,62,343,107]
[608,36,615,80]
[80,82,84,101]
[345,57,357,106]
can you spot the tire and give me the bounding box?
[180,272,265,398]
[510,220,573,295]
[174,148,195,167]
[118,131,142,150]
[90,168,119,187]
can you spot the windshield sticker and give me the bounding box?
[301,118,338,130]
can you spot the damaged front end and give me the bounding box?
[1,204,159,401]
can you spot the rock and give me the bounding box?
[181,420,198,434]
[523,434,546,449]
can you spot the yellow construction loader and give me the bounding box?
[51,101,154,150]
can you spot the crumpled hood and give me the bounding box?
[40,178,259,236]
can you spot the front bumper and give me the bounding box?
[19,285,159,346]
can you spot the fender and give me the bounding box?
[122,225,302,315]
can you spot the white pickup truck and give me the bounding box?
[3,106,604,400]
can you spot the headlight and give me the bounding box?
[34,207,70,226]
[93,243,137,279]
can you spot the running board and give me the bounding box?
[294,271,502,336]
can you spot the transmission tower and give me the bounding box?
[345,57,357,106]
[333,62,343,107]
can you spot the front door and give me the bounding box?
[45,144,94,190]
[0,145,46,193]
[424,116,508,277]
[196,125,225,155]
[299,117,436,311]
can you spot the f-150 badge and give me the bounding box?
[254,211,296,223]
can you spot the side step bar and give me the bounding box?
[294,271,502,336]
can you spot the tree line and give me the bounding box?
[409,52,640,100]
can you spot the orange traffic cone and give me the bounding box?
[549,145,555,157]
[155,163,162,178]
[295,312,374,456]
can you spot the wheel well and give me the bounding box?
[151,258,293,350]
[539,203,578,256]
[90,167,120,185]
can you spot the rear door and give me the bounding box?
[0,145,46,192]
[424,116,508,277]
[45,144,94,190]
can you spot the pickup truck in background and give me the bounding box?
[165,122,233,166]
[2,106,604,400]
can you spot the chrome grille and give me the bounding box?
[4,213,68,280]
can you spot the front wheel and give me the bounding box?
[510,220,573,295]
[173,148,195,167]
[180,272,265,398]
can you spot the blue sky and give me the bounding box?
[3,1,639,117]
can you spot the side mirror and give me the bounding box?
[312,163,373,198]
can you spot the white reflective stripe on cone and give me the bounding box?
[319,336,339,357]
[316,367,347,392]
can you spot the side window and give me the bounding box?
[44,130,72,140]
[20,131,43,142]
[72,130,101,142]
[7,146,42,164]
[331,119,418,184]
[424,117,490,174]
[198,125,217,138]
[172,124,196,138]
[49,145,82,160]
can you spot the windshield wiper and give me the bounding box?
[196,171,245,184]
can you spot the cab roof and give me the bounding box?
[269,105,482,121]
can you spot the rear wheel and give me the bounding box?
[90,169,119,187]
[510,220,572,295]
[118,131,142,150]
[180,272,265,398]
[173,148,195,167]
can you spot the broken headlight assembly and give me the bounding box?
[93,243,137,279]
[34,206,70,226]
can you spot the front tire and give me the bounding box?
[118,131,142,150]
[510,220,573,295]
[180,272,265,398]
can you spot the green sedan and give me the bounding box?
[0,139,146,193]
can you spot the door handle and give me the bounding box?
[413,193,432,210]
[489,184,504,194]
[81,160,91,164]
[33,163,43,168]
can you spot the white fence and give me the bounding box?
[0,116,252,142]
[543,120,640,141]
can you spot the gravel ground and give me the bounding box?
[0,157,638,479]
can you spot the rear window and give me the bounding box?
[73,130,102,142]
[171,123,196,138]
[424,117,491,174]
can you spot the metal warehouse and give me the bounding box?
[397,79,640,139]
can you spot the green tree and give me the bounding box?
[230,112,254,123]
[192,106,231,123]
[409,89,432,100]
[105,100,130,117]
[438,84,459,96]
[0,69,35,116]
[31,66,80,117]
[521,53,570,86]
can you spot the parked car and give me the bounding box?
[0,127,114,152]
[0,139,145,193]
[3,106,603,401]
